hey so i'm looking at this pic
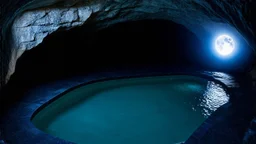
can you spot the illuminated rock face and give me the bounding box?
[0,0,256,86]
[12,5,98,50]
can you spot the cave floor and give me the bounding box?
[0,67,256,144]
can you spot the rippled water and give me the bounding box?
[204,71,239,87]
[200,81,229,117]
[32,75,229,144]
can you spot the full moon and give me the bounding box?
[215,35,235,56]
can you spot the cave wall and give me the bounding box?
[8,19,254,92]
[11,20,204,85]
[1,0,256,89]
[1,19,206,108]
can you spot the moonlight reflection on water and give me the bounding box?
[200,81,229,117]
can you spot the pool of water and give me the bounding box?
[32,75,229,144]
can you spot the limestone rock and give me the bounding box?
[11,5,97,50]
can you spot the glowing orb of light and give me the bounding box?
[214,35,235,56]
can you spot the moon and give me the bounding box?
[215,35,235,56]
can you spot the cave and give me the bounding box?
[12,20,205,83]
[1,0,256,144]
[10,19,252,86]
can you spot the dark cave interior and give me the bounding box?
[1,19,255,108]
[10,20,203,85]
[11,19,255,82]
[1,0,256,143]
[0,3,256,141]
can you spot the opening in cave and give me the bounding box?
[8,19,254,87]
[9,20,205,86]
[1,19,253,102]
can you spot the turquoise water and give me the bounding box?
[32,75,229,144]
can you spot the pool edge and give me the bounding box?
[1,68,251,144]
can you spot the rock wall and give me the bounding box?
[6,3,102,82]
[12,4,101,51]
[1,0,256,88]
